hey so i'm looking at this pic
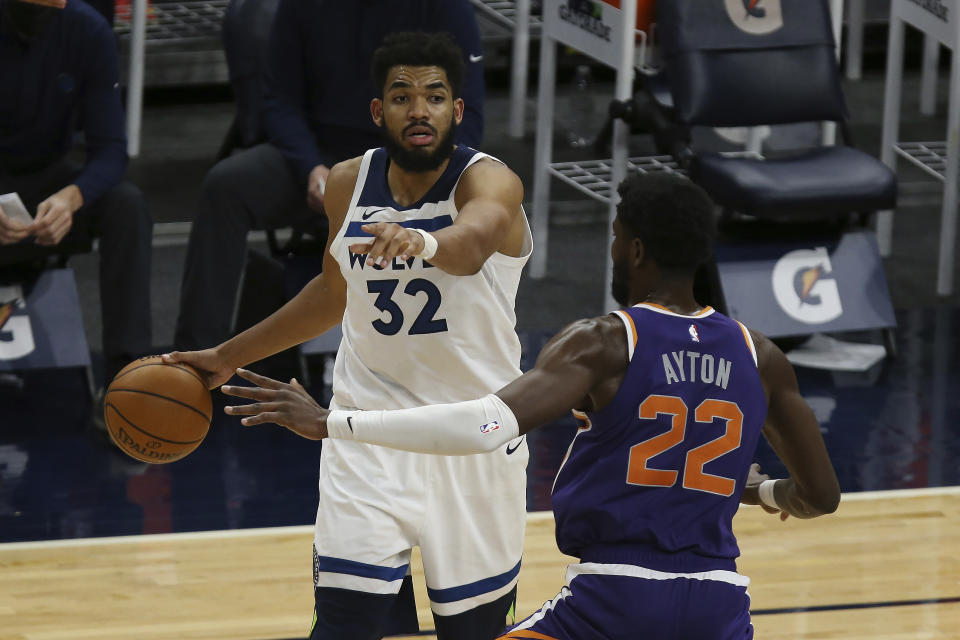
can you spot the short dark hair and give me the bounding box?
[371,31,465,98]
[616,172,717,274]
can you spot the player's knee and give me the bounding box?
[196,158,260,234]
[201,155,250,207]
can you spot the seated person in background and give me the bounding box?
[0,0,153,384]
[174,0,486,351]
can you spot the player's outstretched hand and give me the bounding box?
[222,368,329,440]
[741,463,789,520]
[162,349,234,390]
[348,222,425,267]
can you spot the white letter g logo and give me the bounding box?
[771,247,843,324]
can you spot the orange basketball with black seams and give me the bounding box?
[103,355,212,463]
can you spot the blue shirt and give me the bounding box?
[265,0,485,185]
[0,0,127,205]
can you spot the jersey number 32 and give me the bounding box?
[367,278,448,336]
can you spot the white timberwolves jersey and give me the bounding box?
[327,146,533,411]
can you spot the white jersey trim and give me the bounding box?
[612,310,637,360]
[566,561,751,588]
[634,303,717,319]
[735,320,759,367]
[551,410,593,495]
[315,571,405,595]
[508,585,573,632]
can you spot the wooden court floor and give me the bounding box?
[1,488,958,640]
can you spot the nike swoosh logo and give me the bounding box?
[346,416,354,433]
[469,54,483,63]
[505,437,525,455]
[361,208,389,221]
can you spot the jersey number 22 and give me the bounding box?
[627,395,742,496]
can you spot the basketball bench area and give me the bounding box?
[0,268,95,397]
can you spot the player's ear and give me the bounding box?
[370,98,384,127]
[631,237,645,268]
[453,98,464,126]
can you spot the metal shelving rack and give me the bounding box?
[894,142,949,182]
[530,0,665,312]
[469,0,541,138]
[845,0,941,116]
[878,0,960,295]
[546,153,777,204]
[548,156,682,203]
[113,0,228,45]
[471,0,537,27]
[117,0,230,157]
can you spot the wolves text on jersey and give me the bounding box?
[347,251,437,271]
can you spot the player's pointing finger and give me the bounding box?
[221,385,277,400]
[235,368,285,389]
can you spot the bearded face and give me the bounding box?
[374,65,463,173]
[381,112,457,173]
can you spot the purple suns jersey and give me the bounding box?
[551,303,768,573]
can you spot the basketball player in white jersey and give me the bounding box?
[163,32,531,639]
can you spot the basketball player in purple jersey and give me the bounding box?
[224,172,841,639]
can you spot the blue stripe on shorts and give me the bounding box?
[314,555,408,582]
[427,559,522,604]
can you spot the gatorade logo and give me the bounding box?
[771,247,843,324]
[724,0,784,35]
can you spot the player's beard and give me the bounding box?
[382,116,457,173]
[611,256,631,307]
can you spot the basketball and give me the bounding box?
[103,356,213,463]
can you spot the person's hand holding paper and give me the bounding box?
[0,193,34,245]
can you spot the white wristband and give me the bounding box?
[758,479,781,510]
[326,410,355,441]
[409,228,438,260]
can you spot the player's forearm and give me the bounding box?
[423,225,493,276]
[217,275,344,369]
[326,394,520,454]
